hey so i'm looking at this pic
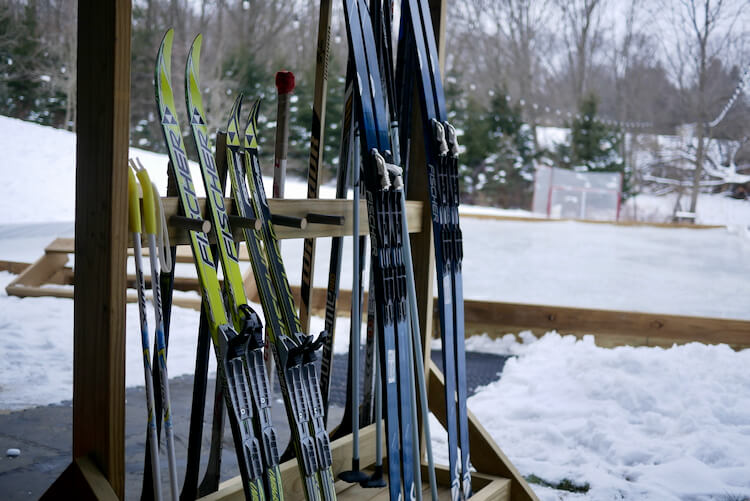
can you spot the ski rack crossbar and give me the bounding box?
[137,197,424,245]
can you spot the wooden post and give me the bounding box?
[47,0,132,498]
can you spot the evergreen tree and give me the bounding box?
[130,4,163,151]
[3,2,43,121]
[456,88,536,208]
[0,3,16,113]
[559,93,623,173]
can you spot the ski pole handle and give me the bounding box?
[128,166,142,234]
[273,71,295,199]
[136,168,157,236]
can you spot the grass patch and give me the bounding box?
[525,474,590,494]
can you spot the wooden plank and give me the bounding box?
[0,260,31,274]
[201,422,512,501]
[71,0,131,497]
[462,300,750,349]
[45,237,76,253]
[40,455,119,501]
[6,284,74,299]
[155,198,422,243]
[201,424,380,501]
[428,362,539,501]
[5,253,68,288]
[459,212,723,229]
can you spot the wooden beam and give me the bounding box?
[0,260,31,274]
[151,198,423,243]
[199,424,513,501]
[71,0,131,497]
[462,300,750,349]
[199,423,379,501]
[459,212,723,229]
[427,362,539,501]
[5,253,68,288]
[40,455,119,501]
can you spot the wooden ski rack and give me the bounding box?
[39,0,538,499]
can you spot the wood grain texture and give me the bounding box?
[144,198,423,242]
[198,423,512,501]
[462,300,750,349]
[5,253,68,288]
[0,260,32,274]
[40,455,119,501]
[459,212,723,229]
[71,0,131,496]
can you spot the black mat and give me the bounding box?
[0,349,509,500]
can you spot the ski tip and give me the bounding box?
[158,28,174,62]
[248,97,262,129]
[231,92,244,116]
[226,94,243,144]
[156,28,174,87]
[243,98,262,149]
[274,71,295,94]
[187,33,202,76]
[250,97,262,121]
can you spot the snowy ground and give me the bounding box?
[2,116,750,499]
[433,333,750,501]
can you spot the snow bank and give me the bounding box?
[0,115,337,224]
[447,332,750,501]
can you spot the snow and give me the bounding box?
[0,269,359,411]
[436,332,750,501]
[0,115,337,224]
[622,192,750,227]
[536,126,569,150]
[459,218,750,320]
[3,115,750,499]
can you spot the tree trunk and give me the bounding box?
[689,122,704,214]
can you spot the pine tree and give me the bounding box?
[0,3,16,113]
[456,88,536,208]
[560,93,623,173]
[4,1,44,121]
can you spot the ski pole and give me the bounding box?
[129,164,163,501]
[134,160,180,501]
[339,128,369,484]
[361,328,386,488]
[299,0,333,334]
[269,70,295,401]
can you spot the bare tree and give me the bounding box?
[553,0,608,105]
[661,0,749,214]
[479,0,553,145]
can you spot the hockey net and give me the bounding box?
[532,165,622,221]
